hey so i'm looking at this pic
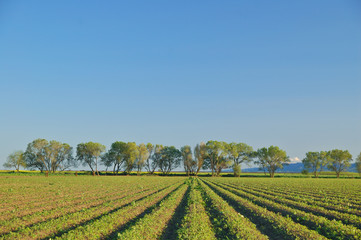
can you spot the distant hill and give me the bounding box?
[241,162,358,173]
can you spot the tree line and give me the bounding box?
[3,138,361,178]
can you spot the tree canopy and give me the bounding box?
[24,139,76,173]
[76,142,105,175]
[158,146,181,175]
[255,146,289,178]
[10,138,360,177]
[302,151,329,178]
[327,149,352,178]
[356,153,361,176]
[181,145,195,176]
[3,150,26,172]
[227,142,253,177]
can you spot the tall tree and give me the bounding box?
[76,142,106,176]
[158,146,181,175]
[255,146,289,178]
[101,141,127,174]
[145,143,154,174]
[48,141,75,172]
[136,143,149,175]
[356,153,361,176]
[3,151,26,172]
[181,145,195,176]
[227,142,253,177]
[327,149,352,178]
[302,151,329,178]
[123,142,139,175]
[24,139,76,173]
[204,141,229,176]
[194,142,207,176]
[147,144,163,174]
[24,139,48,172]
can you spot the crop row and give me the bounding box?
[198,179,269,239]
[219,180,361,228]
[233,181,361,215]
[1,180,184,239]
[229,179,361,206]
[54,181,183,240]
[202,179,329,239]
[117,182,188,239]
[1,176,360,240]
[175,178,216,240]
[0,179,161,222]
[0,182,169,236]
[206,179,361,240]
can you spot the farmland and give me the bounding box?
[0,176,360,240]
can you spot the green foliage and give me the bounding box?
[233,163,242,177]
[204,140,231,176]
[158,146,182,174]
[227,142,253,165]
[136,143,149,175]
[76,142,106,175]
[181,145,195,176]
[123,142,139,174]
[301,169,309,175]
[145,144,162,174]
[302,151,329,177]
[355,153,361,176]
[255,146,289,178]
[327,149,352,178]
[3,150,26,171]
[194,142,207,176]
[24,139,75,173]
[101,141,127,174]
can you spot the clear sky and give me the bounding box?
[0,0,360,170]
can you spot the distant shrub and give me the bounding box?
[301,169,309,175]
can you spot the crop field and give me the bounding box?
[0,176,360,240]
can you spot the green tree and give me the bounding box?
[123,142,139,175]
[136,143,149,175]
[181,145,195,176]
[233,163,242,177]
[255,146,289,178]
[101,141,127,174]
[144,143,154,174]
[327,149,352,178]
[194,142,207,176]
[158,146,181,175]
[24,139,75,173]
[24,139,48,172]
[204,141,230,176]
[3,151,26,172]
[76,142,106,176]
[302,151,329,178]
[146,144,163,174]
[356,153,361,176]
[227,142,253,177]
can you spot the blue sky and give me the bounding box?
[0,0,360,170]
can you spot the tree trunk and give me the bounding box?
[137,165,141,175]
[95,157,99,176]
